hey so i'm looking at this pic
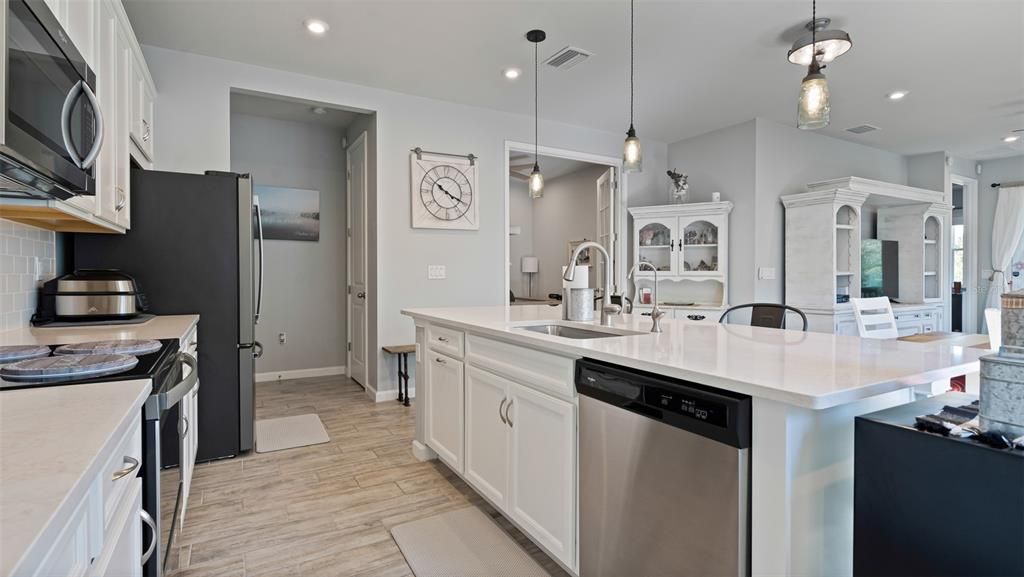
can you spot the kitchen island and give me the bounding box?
[402,305,987,577]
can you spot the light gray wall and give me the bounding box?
[665,120,757,304]
[531,165,605,297]
[976,155,1024,323]
[753,118,909,302]
[906,152,949,201]
[508,179,534,297]
[230,112,349,374]
[143,45,668,396]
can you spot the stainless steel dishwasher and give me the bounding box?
[576,358,752,577]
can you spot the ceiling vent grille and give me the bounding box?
[846,124,880,134]
[544,46,591,70]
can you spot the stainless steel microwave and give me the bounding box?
[1,0,102,200]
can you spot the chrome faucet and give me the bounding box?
[628,262,664,333]
[563,241,621,327]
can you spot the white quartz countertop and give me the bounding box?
[0,314,199,347]
[402,306,987,409]
[0,379,151,577]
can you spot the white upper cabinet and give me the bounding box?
[0,0,154,234]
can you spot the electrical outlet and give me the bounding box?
[758,267,776,280]
[428,265,447,280]
[279,332,287,344]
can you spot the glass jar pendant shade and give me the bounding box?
[528,163,544,198]
[797,59,830,130]
[622,0,642,173]
[527,29,546,197]
[623,125,642,172]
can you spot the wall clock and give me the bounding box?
[410,151,479,230]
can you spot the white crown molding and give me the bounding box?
[628,200,734,218]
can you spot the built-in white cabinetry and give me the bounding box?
[425,350,465,473]
[628,202,733,313]
[506,382,575,566]
[465,367,511,508]
[782,177,952,333]
[129,55,155,163]
[24,416,147,577]
[0,0,153,233]
[420,324,578,572]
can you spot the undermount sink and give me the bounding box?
[515,323,643,340]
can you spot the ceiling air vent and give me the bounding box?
[846,124,880,134]
[544,46,592,70]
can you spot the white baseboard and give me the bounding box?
[372,387,416,403]
[411,440,436,462]
[255,365,347,382]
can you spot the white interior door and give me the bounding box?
[347,133,368,385]
[596,167,617,293]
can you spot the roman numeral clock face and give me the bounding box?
[419,165,473,222]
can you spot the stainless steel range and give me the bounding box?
[0,339,197,577]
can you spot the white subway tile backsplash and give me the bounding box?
[0,219,56,330]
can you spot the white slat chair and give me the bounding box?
[851,297,899,339]
[984,307,1002,350]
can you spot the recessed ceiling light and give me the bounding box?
[1003,135,1020,143]
[304,19,329,35]
[311,106,327,115]
[503,68,521,80]
[887,90,909,100]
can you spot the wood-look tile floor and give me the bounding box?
[172,376,568,577]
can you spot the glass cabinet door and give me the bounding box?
[636,219,674,273]
[678,219,720,275]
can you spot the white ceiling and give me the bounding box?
[125,0,1024,160]
[230,91,365,128]
[510,152,595,181]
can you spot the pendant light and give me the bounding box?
[622,0,642,173]
[527,29,546,198]
[796,0,830,130]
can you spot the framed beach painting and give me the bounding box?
[254,186,320,242]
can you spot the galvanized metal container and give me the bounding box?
[565,288,595,322]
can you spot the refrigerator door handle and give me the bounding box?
[253,198,265,325]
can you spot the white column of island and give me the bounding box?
[402,305,986,577]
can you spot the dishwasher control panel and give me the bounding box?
[645,386,729,428]
[576,357,752,449]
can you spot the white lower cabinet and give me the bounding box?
[87,478,142,577]
[464,366,577,569]
[507,382,576,568]
[422,325,578,571]
[465,367,510,508]
[425,351,465,473]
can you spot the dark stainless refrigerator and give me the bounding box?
[75,170,264,461]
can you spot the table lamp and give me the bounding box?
[522,256,539,298]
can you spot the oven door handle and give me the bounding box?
[140,508,157,565]
[60,80,85,169]
[145,353,198,419]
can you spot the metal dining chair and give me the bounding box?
[718,303,809,331]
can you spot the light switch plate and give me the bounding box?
[758,267,776,280]
[428,265,447,280]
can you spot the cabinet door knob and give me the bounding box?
[437,336,449,343]
[435,357,446,365]
[498,397,508,425]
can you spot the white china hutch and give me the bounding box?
[782,177,951,335]
[628,202,732,322]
